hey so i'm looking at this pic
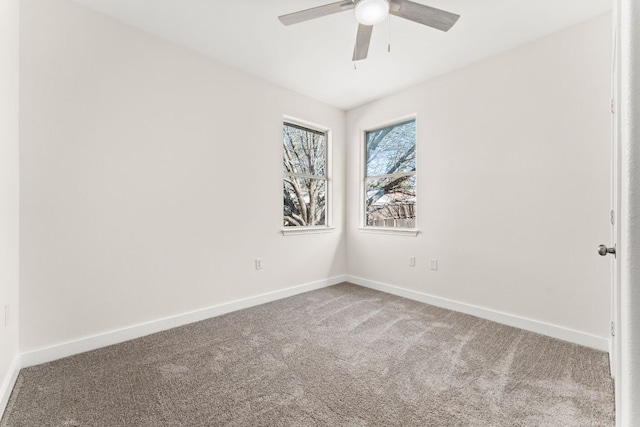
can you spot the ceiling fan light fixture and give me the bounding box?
[354,0,389,26]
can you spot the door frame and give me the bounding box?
[617,0,640,424]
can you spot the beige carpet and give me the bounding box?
[1,283,614,426]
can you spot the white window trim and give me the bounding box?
[282,115,333,235]
[357,227,419,236]
[282,227,336,236]
[360,114,418,236]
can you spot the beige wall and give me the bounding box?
[19,0,346,353]
[0,0,21,410]
[346,14,612,339]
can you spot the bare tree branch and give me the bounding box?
[283,124,327,227]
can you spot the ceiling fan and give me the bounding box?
[278,0,460,61]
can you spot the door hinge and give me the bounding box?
[611,321,616,337]
[611,210,615,225]
[611,99,616,114]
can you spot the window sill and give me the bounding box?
[358,227,419,237]
[282,227,335,236]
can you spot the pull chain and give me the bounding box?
[388,15,391,53]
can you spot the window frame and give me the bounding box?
[282,116,334,236]
[360,115,419,237]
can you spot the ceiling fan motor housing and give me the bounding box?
[354,0,390,25]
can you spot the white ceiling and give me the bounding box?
[71,0,612,110]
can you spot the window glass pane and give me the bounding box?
[284,177,326,227]
[366,120,416,177]
[283,123,326,176]
[365,175,415,227]
[283,121,328,228]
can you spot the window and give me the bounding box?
[283,122,328,228]
[364,119,416,228]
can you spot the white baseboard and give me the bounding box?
[348,275,610,352]
[21,275,347,368]
[0,355,20,419]
[18,274,608,370]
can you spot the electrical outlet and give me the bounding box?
[255,258,263,270]
[408,256,416,267]
[430,259,438,271]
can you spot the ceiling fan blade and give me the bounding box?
[278,1,355,26]
[352,24,373,61]
[389,0,460,32]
